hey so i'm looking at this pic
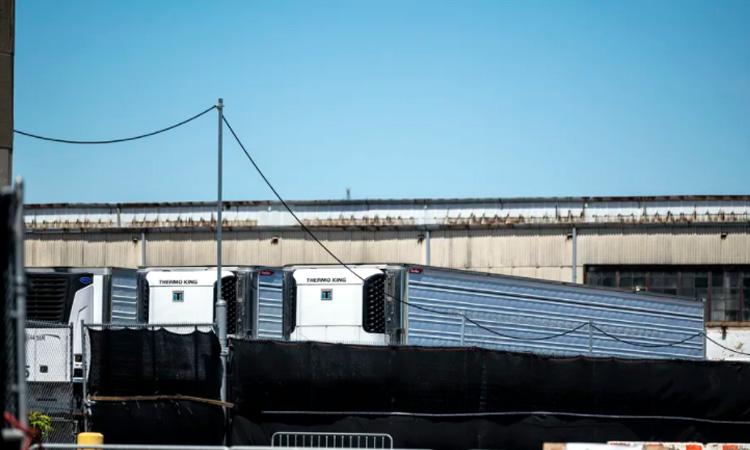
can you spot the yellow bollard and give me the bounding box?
[77,432,104,449]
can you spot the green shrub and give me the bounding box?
[27,411,53,440]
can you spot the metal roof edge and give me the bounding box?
[24,194,750,210]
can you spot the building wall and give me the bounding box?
[24,225,750,284]
[706,324,750,361]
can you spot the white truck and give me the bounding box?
[137,266,283,338]
[26,267,138,381]
[25,267,138,413]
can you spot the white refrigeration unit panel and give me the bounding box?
[146,269,233,329]
[290,266,387,345]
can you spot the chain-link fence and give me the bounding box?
[25,321,77,443]
[3,249,18,418]
[47,417,79,444]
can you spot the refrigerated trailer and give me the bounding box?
[282,264,706,360]
[25,267,139,382]
[137,266,283,338]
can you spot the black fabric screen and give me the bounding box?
[230,413,750,450]
[87,328,221,398]
[91,400,225,445]
[230,339,750,450]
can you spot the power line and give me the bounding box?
[463,317,588,341]
[704,333,750,357]
[222,114,727,349]
[590,324,702,348]
[224,115,619,344]
[14,105,216,144]
[212,125,750,358]
[13,107,742,353]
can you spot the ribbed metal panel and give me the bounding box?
[405,267,705,359]
[431,229,570,270]
[25,235,139,268]
[109,269,138,323]
[579,227,750,265]
[256,269,284,339]
[24,228,750,282]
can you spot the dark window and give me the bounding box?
[585,265,750,323]
[743,275,750,321]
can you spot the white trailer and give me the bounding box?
[282,264,707,360]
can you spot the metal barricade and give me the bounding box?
[31,444,425,450]
[271,432,394,449]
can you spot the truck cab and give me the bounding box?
[26,267,138,382]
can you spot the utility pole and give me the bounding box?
[215,98,227,403]
[0,0,14,185]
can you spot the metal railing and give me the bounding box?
[32,443,426,450]
[271,432,394,448]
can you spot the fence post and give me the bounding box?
[13,180,27,425]
[588,320,593,355]
[81,321,88,432]
[460,311,466,345]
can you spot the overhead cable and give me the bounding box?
[222,115,729,350]
[224,115,627,344]
[703,333,750,357]
[590,324,702,349]
[14,105,216,144]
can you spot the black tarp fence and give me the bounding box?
[87,328,221,398]
[86,328,224,444]
[90,400,225,445]
[230,339,750,450]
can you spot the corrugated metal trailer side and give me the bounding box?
[251,268,284,339]
[109,268,138,322]
[403,266,705,360]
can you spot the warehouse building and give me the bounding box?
[24,195,750,324]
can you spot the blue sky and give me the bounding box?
[13,1,750,203]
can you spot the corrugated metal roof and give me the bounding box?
[24,196,750,232]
